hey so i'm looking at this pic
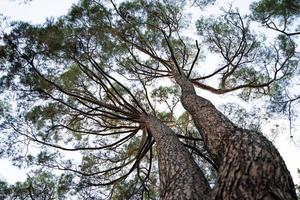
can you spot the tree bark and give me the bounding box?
[143,115,210,200]
[174,75,297,200]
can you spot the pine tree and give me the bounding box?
[0,0,299,199]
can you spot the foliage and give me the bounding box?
[296,168,300,200]
[0,171,74,200]
[250,0,300,36]
[0,0,299,198]
[219,103,267,131]
[0,180,11,199]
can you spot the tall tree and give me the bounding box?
[0,0,298,199]
[0,2,210,199]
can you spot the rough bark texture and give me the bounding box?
[144,115,210,200]
[175,75,297,200]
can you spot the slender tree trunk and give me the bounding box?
[174,75,297,200]
[143,115,210,200]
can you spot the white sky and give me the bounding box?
[0,0,78,24]
[0,0,299,186]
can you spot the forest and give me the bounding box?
[0,0,300,199]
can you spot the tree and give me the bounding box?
[250,0,300,36]
[0,0,299,199]
[0,180,11,199]
[250,0,300,139]
[296,169,300,200]
[0,171,74,200]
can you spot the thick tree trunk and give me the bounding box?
[174,75,297,200]
[143,115,210,200]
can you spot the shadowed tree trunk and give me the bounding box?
[174,74,297,200]
[143,115,210,200]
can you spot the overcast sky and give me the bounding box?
[0,0,299,185]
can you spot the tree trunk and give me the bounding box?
[143,115,210,200]
[174,75,298,200]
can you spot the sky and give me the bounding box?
[0,0,299,185]
[0,0,78,183]
[0,0,78,24]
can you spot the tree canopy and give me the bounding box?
[0,171,73,200]
[0,0,299,199]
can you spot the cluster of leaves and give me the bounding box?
[0,171,74,200]
[296,168,300,200]
[219,103,268,131]
[250,0,300,36]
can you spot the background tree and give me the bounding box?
[250,0,300,140]
[250,0,300,36]
[0,171,74,200]
[296,169,300,200]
